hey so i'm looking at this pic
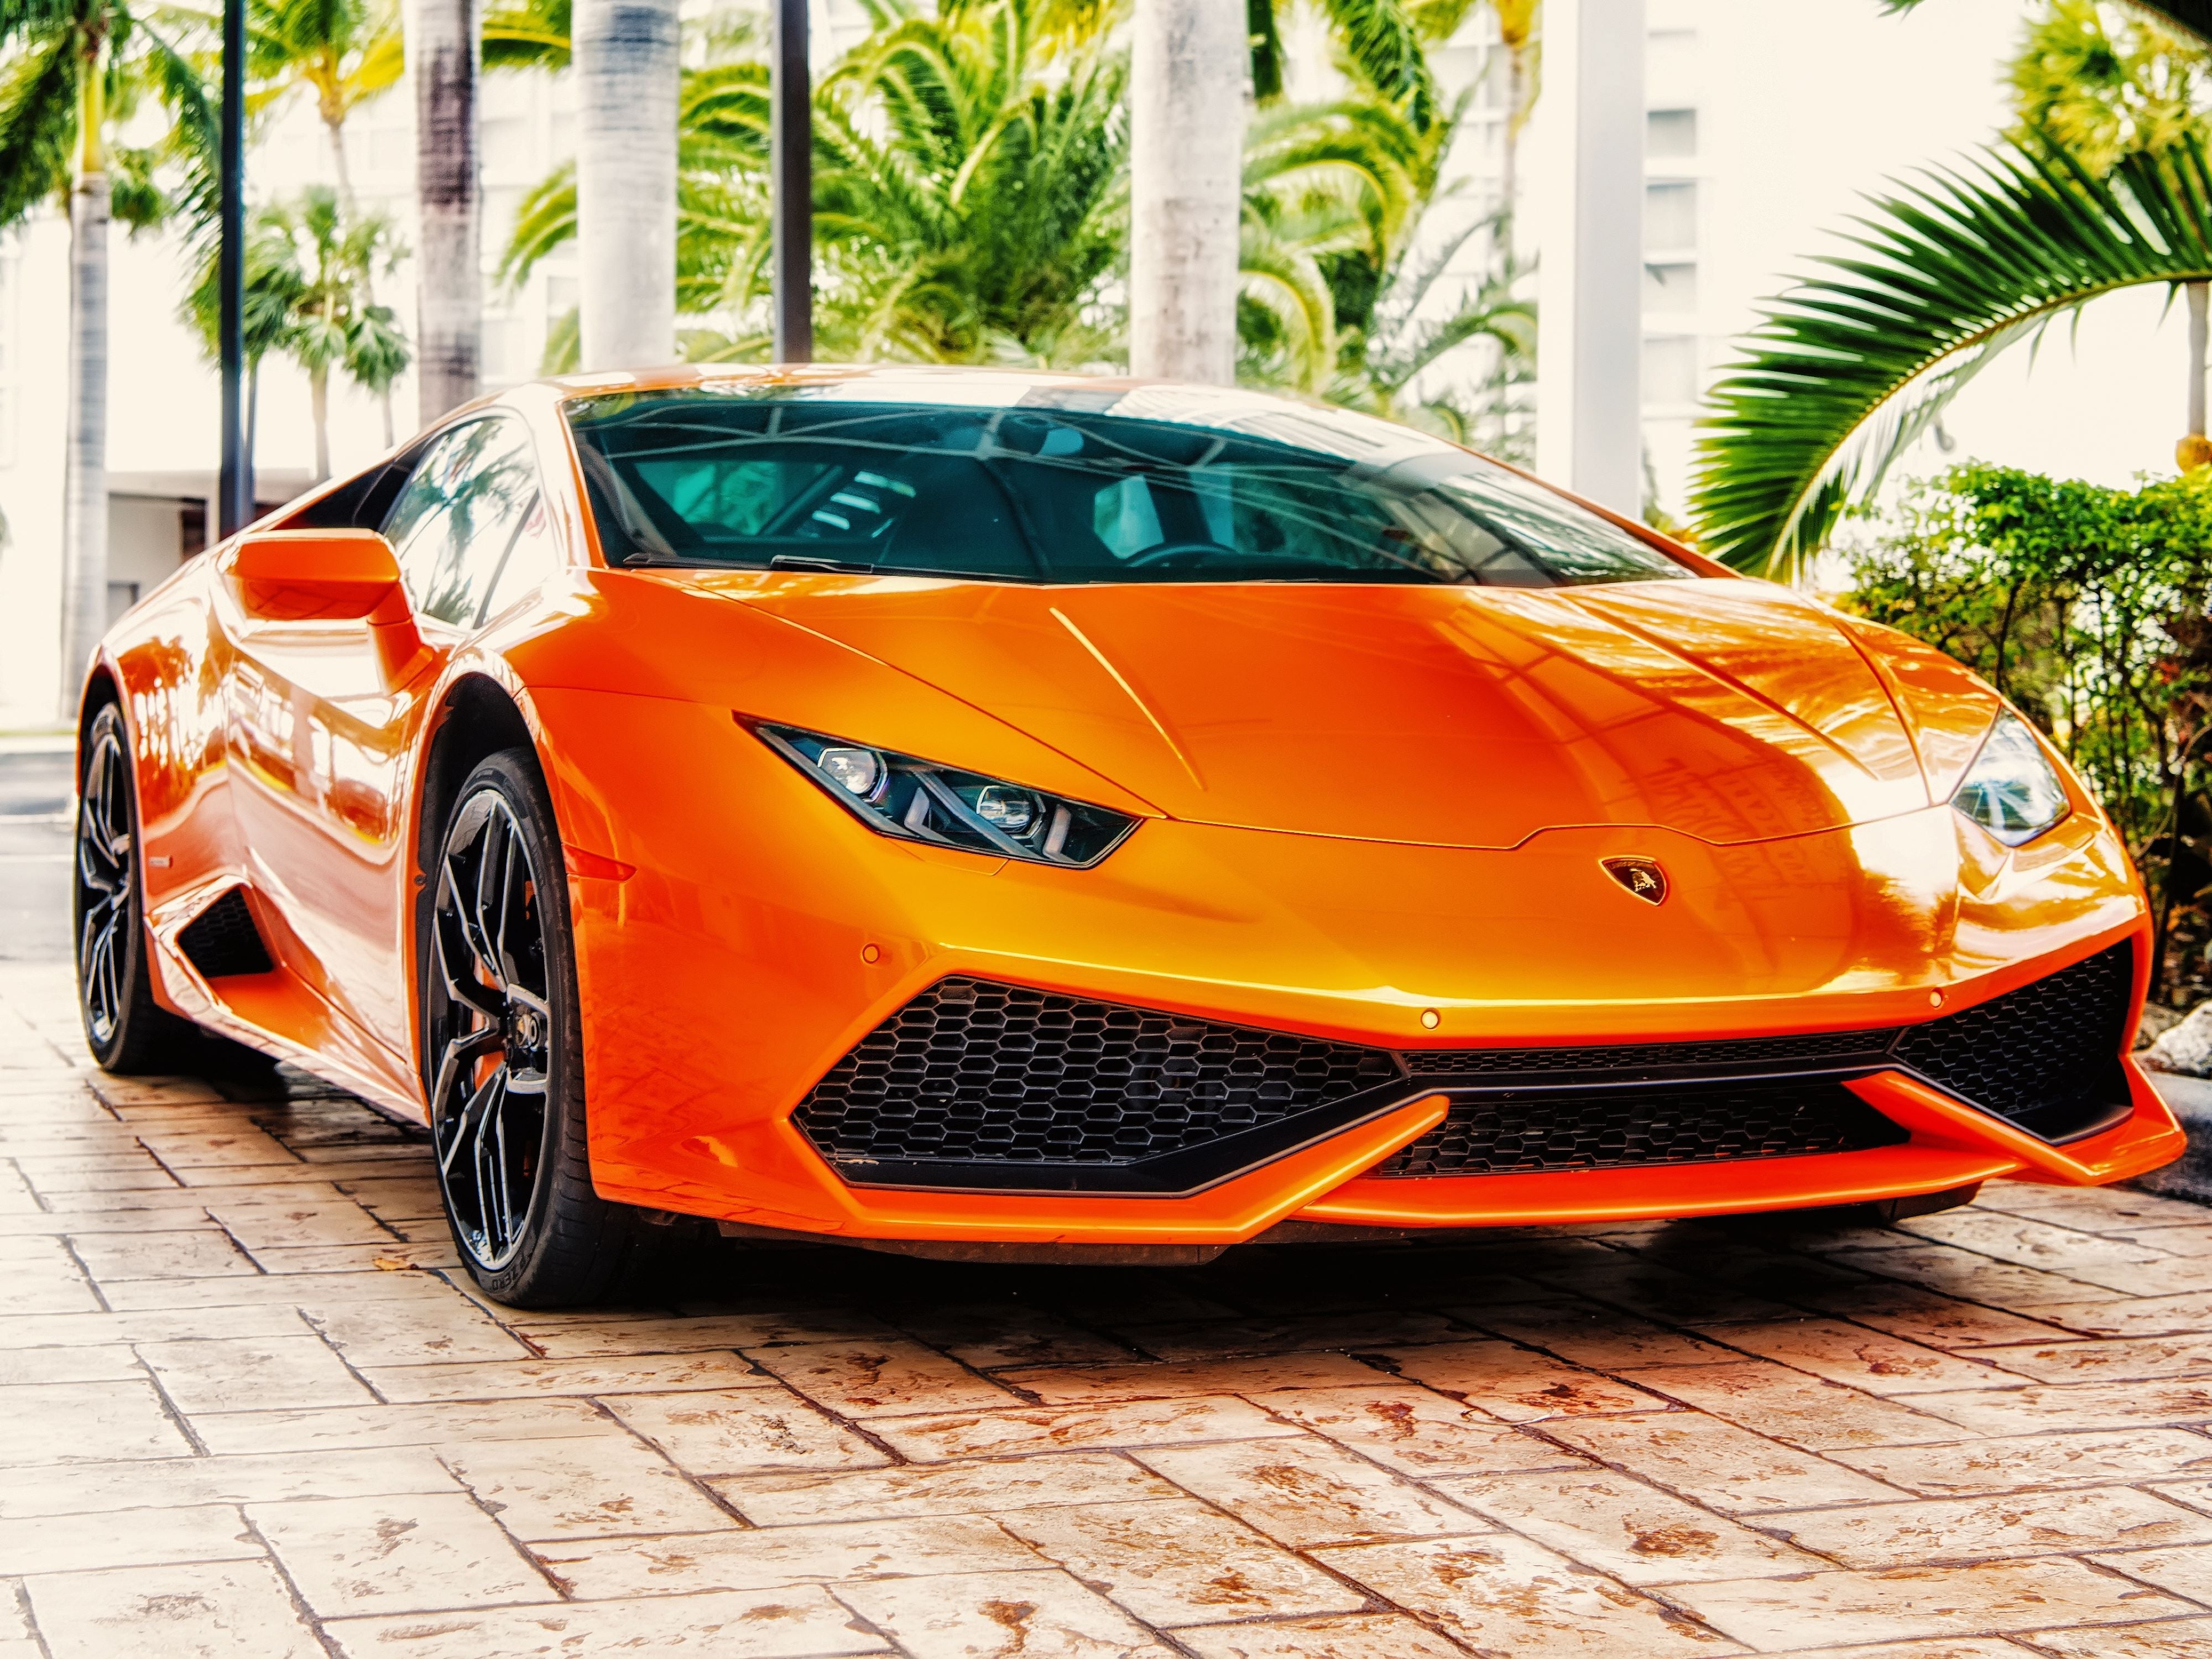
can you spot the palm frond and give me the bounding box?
[483,0,568,71]
[1312,0,1433,131]
[0,37,75,225]
[1692,137,2212,579]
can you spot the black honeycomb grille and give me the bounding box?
[796,978,1405,1189]
[176,888,273,979]
[1892,942,2133,1139]
[1379,1083,1908,1177]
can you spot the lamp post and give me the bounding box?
[771,0,810,362]
[216,0,249,536]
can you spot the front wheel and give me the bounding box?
[76,704,201,1073]
[425,749,650,1307]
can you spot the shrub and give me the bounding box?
[1843,461,2212,999]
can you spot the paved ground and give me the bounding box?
[8,967,2212,1655]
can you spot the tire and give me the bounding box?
[424,748,649,1307]
[75,703,203,1073]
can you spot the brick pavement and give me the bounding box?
[7,963,2212,1657]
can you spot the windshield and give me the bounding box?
[562,389,1694,588]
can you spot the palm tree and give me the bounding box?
[414,0,478,420]
[266,187,409,477]
[1689,139,2212,578]
[245,0,401,206]
[183,205,307,473]
[0,0,211,712]
[240,0,404,436]
[2007,0,2212,465]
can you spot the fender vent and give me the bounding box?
[177,888,274,979]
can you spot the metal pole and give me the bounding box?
[216,0,250,536]
[771,0,811,363]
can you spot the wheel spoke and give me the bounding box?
[489,1094,515,1254]
[427,1026,502,1129]
[440,1066,503,1178]
[447,843,506,994]
[434,909,503,1021]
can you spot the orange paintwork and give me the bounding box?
[84,366,2183,1248]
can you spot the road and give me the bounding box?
[0,739,71,964]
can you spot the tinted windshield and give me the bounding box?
[563,390,1693,587]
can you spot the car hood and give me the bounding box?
[723,575,1947,849]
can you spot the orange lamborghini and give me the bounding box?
[75,367,2184,1305]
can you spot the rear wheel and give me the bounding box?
[75,705,201,1073]
[425,749,649,1306]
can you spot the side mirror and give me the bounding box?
[225,530,407,624]
[221,530,429,686]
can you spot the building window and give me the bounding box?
[1647,109,1697,160]
[1644,335,1699,408]
[1645,182,1697,253]
[1644,262,1698,309]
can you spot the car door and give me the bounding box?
[221,414,548,1094]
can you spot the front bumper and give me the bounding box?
[533,689,2182,1242]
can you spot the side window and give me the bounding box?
[380,418,541,627]
[479,492,561,622]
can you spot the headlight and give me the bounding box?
[1952,713,2070,846]
[753,722,1141,868]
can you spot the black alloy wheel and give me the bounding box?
[75,704,198,1073]
[425,750,649,1305]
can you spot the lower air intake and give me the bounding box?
[792,941,2138,1193]
[1377,1082,1907,1178]
[176,888,274,979]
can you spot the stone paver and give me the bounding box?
[9,961,2212,1655]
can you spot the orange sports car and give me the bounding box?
[75,367,2183,1305]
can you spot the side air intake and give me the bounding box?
[176,888,274,979]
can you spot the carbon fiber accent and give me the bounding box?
[1380,1083,1907,1177]
[176,888,273,979]
[1407,1027,1894,1082]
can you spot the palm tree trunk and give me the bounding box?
[1128,0,1245,383]
[2189,280,2208,450]
[573,0,680,368]
[325,112,357,215]
[416,0,481,422]
[310,363,331,481]
[1501,43,1525,221]
[59,169,110,717]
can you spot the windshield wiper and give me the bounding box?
[769,554,880,574]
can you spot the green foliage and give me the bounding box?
[2009,0,2212,169]
[1691,138,2212,580]
[1886,0,2212,43]
[1844,461,2212,993]
[0,0,216,230]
